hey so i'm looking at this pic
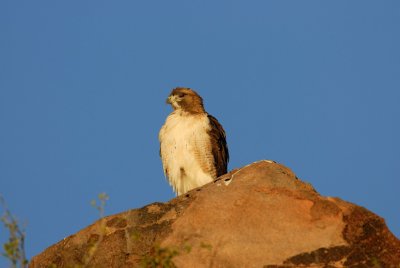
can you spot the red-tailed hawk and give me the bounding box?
[159,87,229,195]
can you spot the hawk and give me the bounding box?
[159,87,229,195]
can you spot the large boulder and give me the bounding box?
[30,161,400,267]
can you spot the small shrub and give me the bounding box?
[141,245,179,268]
[0,195,28,268]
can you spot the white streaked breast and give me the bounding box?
[159,112,216,195]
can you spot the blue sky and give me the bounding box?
[1,1,399,264]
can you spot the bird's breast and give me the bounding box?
[159,113,211,147]
[159,112,215,195]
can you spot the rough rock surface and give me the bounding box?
[30,161,400,267]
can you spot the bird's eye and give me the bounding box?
[178,93,186,98]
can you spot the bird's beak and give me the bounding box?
[166,95,177,104]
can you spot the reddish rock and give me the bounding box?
[29,161,400,267]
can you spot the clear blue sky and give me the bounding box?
[1,1,399,264]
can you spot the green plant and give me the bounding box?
[90,192,109,218]
[0,195,28,268]
[81,192,109,267]
[141,245,179,268]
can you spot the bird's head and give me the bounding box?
[166,87,205,114]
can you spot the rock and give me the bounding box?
[29,160,400,267]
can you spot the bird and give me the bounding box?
[159,87,229,195]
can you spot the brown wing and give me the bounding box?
[207,114,229,177]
